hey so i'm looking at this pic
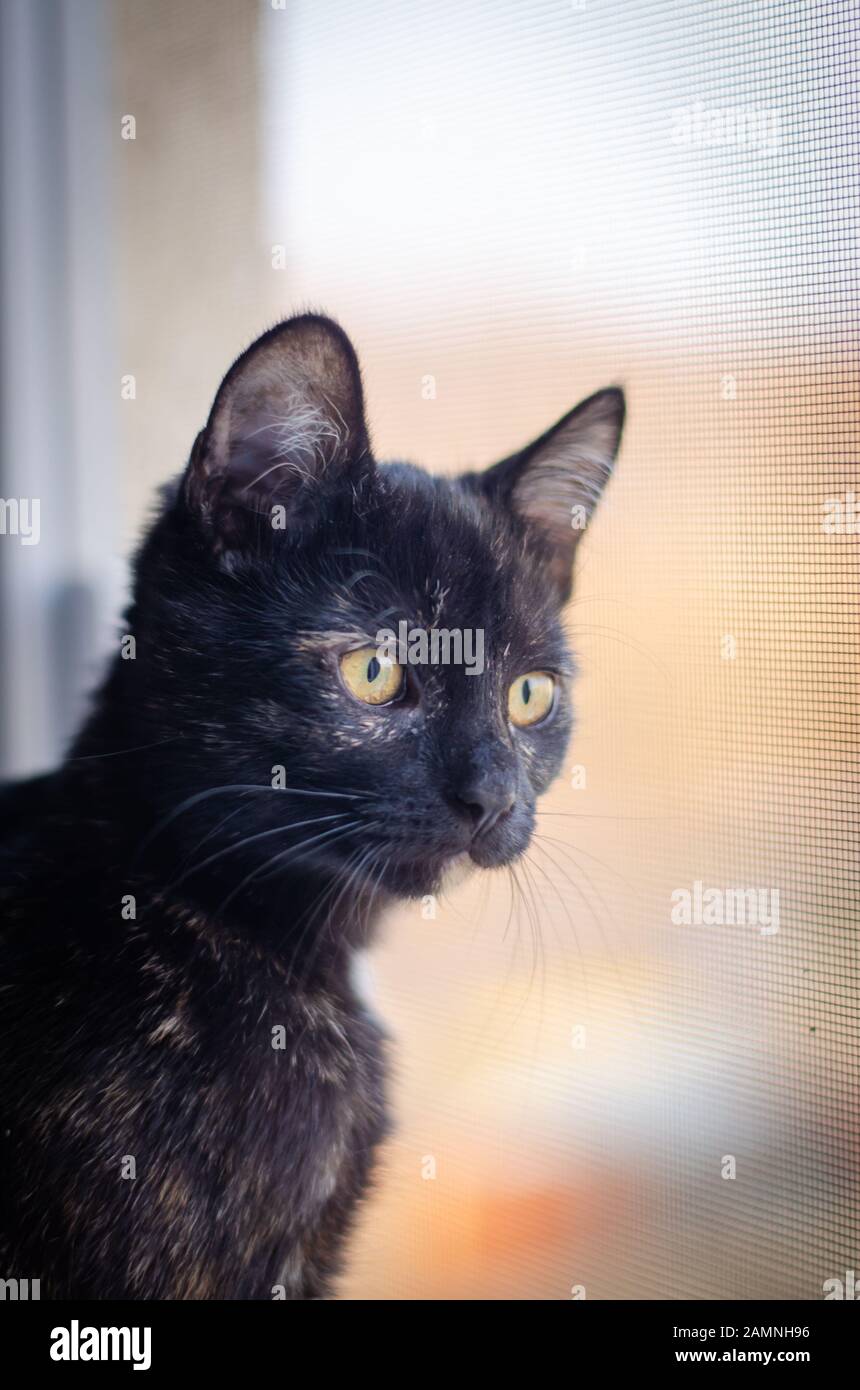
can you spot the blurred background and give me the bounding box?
[0,0,857,1298]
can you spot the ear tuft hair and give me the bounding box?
[185,314,372,552]
[473,387,625,600]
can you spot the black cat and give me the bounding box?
[0,315,624,1299]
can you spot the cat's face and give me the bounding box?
[132,317,623,919]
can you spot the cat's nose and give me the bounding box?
[452,777,516,838]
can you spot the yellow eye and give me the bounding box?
[339,646,405,706]
[508,671,555,728]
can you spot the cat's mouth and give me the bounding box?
[467,828,521,871]
[373,813,533,898]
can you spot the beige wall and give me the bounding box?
[114,0,270,544]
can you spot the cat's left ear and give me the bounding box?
[184,314,372,552]
[473,387,625,601]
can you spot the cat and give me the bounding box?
[0,314,624,1299]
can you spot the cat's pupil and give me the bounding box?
[367,657,381,684]
[522,679,531,704]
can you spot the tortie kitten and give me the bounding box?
[0,315,624,1298]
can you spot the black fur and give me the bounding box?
[0,315,623,1298]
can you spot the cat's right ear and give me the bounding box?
[184,314,372,553]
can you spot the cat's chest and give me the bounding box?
[193,979,386,1213]
[141,977,388,1296]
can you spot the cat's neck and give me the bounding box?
[157,865,387,973]
[60,689,389,984]
[156,878,382,992]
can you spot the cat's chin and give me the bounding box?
[365,811,535,899]
[440,852,476,892]
[374,850,472,901]
[382,845,522,900]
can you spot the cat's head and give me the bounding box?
[130,316,623,923]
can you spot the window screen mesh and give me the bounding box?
[258,0,858,1299]
[110,0,859,1299]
